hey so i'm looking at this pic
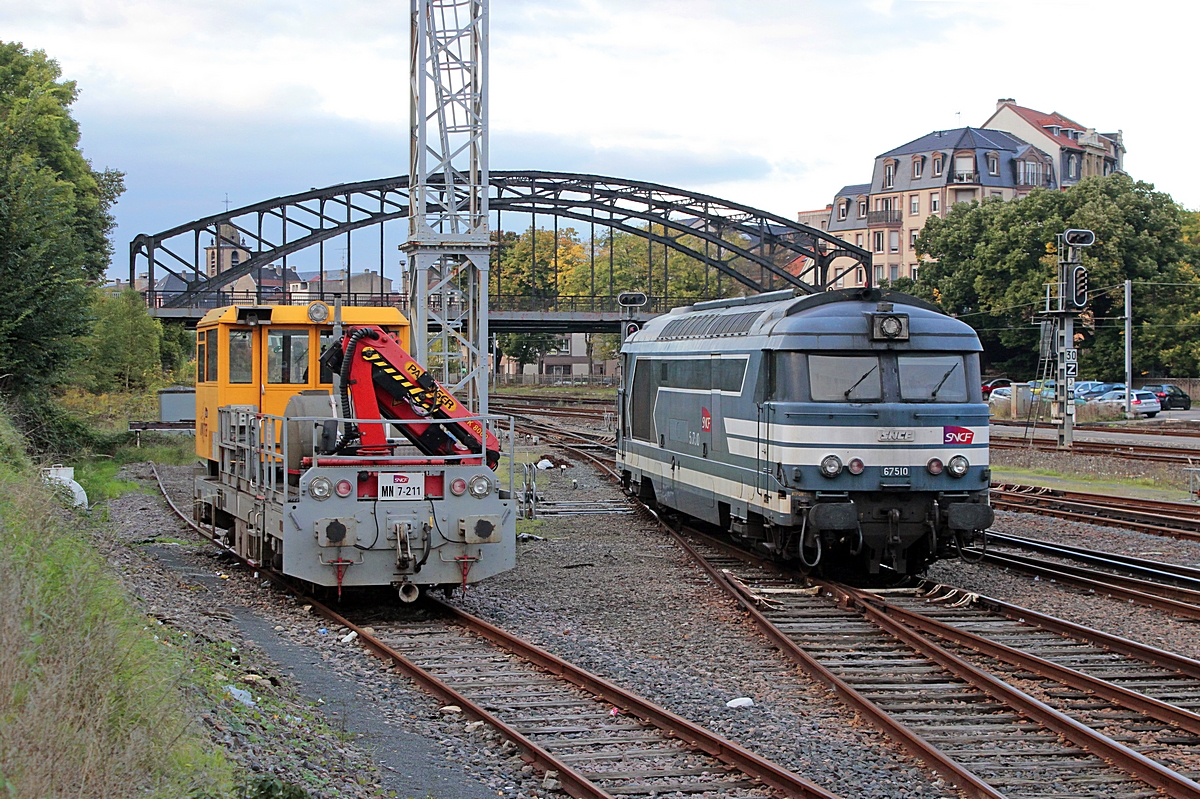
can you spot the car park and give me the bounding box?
[1140,383,1192,410]
[1092,389,1161,417]
[1077,382,1123,401]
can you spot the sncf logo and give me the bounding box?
[943,426,974,445]
[701,407,712,432]
[390,474,411,484]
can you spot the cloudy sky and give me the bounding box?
[3,0,1193,274]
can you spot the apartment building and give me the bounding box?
[983,99,1124,187]
[821,127,1056,287]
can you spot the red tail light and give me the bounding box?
[1132,398,1141,404]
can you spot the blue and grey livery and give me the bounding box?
[617,287,994,578]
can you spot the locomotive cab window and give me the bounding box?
[267,330,311,384]
[319,329,335,383]
[205,330,218,382]
[228,329,253,383]
[809,355,881,402]
[196,333,207,383]
[898,354,967,402]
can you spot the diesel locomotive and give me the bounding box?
[192,302,515,599]
[617,287,993,579]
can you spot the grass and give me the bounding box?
[494,383,617,400]
[0,412,233,798]
[72,432,197,505]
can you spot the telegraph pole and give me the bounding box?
[1049,229,1095,448]
[404,0,490,413]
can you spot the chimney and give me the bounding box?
[996,98,1015,110]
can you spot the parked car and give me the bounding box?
[1092,389,1161,417]
[1140,383,1193,410]
[1077,382,1123,401]
[981,378,1012,399]
[1072,380,1106,398]
[989,386,1012,401]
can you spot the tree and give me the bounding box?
[85,290,163,392]
[0,42,123,392]
[498,332,558,372]
[914,174,1196,380]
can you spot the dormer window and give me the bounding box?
[884,162,895,189]
[988,155,999,176]
[858,200,867,218]
[933,156,943,177]
[838,200,848,221]
[912,158,923,179]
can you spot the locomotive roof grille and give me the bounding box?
[659,310,761,340]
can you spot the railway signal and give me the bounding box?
[1045,229,1095,448]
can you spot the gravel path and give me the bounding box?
[927,508,1200,661]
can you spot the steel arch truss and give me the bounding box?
[130,171,870,309]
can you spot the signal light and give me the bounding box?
[334,479,353,498]
[1070,265,1089,308]
[623,321,640,340]
[1063,229,1095,247]
[847,458,865,475]
[450,477,468,496]
[927,458,944,475]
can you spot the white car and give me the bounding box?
[1092,389,1161,417]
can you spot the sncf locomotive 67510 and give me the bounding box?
[617,287,993,579]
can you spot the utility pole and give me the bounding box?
[1049,229,1095,448]
[1124,279,1133,418]
[403,0,490,413]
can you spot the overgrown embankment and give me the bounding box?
[0,410,230,798]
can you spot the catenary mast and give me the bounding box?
[404,0,490,413]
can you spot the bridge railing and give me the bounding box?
[147,289,706,316]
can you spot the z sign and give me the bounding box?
[943,426,975,445]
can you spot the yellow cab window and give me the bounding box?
[205,331,218,382]
[228,329,253,383]
[319,329,335,383]
[267,330,310,384]
[197,333,206,383]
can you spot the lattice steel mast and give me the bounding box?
[404,0,490,412]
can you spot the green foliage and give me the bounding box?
[84,289,164,392]
[0,413,231,797]
[914,174,1197,380]
[160,321,194,376]
[240,776,310,799]
[0,42,124,393]
[497,332,559,369]
[8,392,126,456]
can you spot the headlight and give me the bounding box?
[847,458,865,475]
[819,455,842,478]
[927,458,944,475]
[468,474,492,498]
[309,476,333,500]
[449,477,468,496]
[307,302,330,323]
[948,455,969,478]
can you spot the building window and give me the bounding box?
[884,163,895,189]
[888,231,900,253]
[930,192,940,213]
[889,264,899,282]
[855,233,864,247]
[910,229,919,249]
[857,267,864,284]
[875,264,885,283]
[988,156,999,175]
[1021,160,1042,186]
[954,155,975,181]
[910,264,919,281]
[933,157,943,176]
[838,201,848,221]
[990,190,1002,199]
[909,195,919,215]
[1067,154,1078,179]
[858,200,867,218]
[873,232,884,253]
[912,159,923,179]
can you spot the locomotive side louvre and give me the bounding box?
[618,287,994,578]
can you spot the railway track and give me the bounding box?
[971,531,1200,621]
[991,434,1200,463]
[993,418,1200,439]
[671,527,1200,798]
[991,483,1200,539]
[149,464,838,799]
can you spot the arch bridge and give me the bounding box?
[130,171,871,332]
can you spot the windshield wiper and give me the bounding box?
[843,363,879,399]
[929,361,960,399]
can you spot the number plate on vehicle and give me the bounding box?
[882,466,910,477]
[378,472,425,501]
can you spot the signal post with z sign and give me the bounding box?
[1044,229,1095,448]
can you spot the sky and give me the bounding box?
[3,0,1195,277]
